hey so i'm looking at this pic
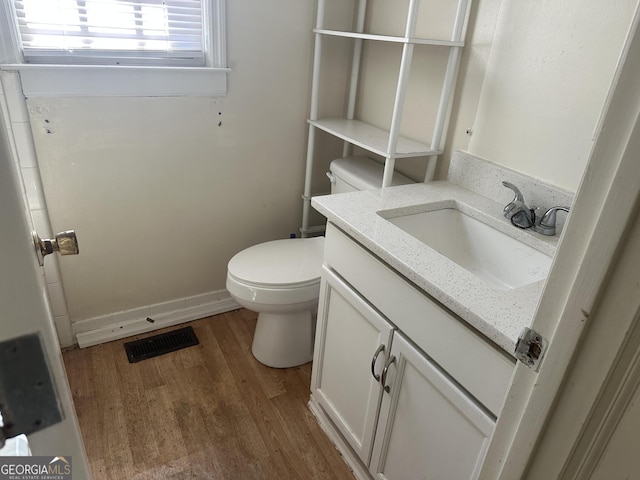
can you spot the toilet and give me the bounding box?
[226,155,413,368]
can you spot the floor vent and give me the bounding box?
[124,326,199,363]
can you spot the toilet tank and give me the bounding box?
[328,156,414,194]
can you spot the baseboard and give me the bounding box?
[74,289,241,348]
[308,395,372,480]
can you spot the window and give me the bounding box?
[12,0,213,67]
[0,0,228,96]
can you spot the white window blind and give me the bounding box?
[12,0,206,66]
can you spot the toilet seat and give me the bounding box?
[227,237,324,288]
[226,237,324,306]
[226,273,320,307]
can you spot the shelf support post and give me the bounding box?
[425,0,471,182]
[343,0,368,158]
[384,0,420,187]
[301,0,326,237]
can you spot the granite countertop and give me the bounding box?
[312,180,559,356]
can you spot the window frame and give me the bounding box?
[0,0,228,97]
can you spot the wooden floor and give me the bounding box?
[63,309,355,480]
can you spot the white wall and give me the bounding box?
[467,0,639,192]
[8,0,639,339]
[25,0,315,323]
[352,0,639,191]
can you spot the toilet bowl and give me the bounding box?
[226,155,413,368]
[226,237,324,368]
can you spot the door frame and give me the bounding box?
[479,6,640,479]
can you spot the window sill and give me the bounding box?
[0,64,230,97]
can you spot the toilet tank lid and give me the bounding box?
[330,155,414,190]
[228,237,324,287]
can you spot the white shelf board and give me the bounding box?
[309,118,439,158]
[314,29,464,47]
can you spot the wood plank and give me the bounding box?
[91,342,137,479]
[230,309,288,399]
[113,343,161,470]
[63,310,355,479]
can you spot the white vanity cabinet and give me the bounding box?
[310,223,515,480]
[369,331,494,480]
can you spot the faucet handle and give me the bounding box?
[534,206,570,236]
[502,181,526,219]
[502,181,525,202]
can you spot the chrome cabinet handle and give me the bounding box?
[370,344,385,382]
[381,355,396,393]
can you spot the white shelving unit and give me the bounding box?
[301,0,473,237]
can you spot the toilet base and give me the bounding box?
[251,310,315,368]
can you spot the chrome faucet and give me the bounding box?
[501,181,570,235]
[533,206,570,236]
[502,181,534,229]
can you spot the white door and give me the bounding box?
[478,9,640,479]
[0,125,90,477]
[370,332,494,480]
[311,267,395,465]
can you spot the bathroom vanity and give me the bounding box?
[309,159,571,479]
[311,222,512,479]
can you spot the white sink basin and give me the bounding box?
[383,208,552,290]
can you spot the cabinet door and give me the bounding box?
[370,333,495,480]
[311,267,395,465]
